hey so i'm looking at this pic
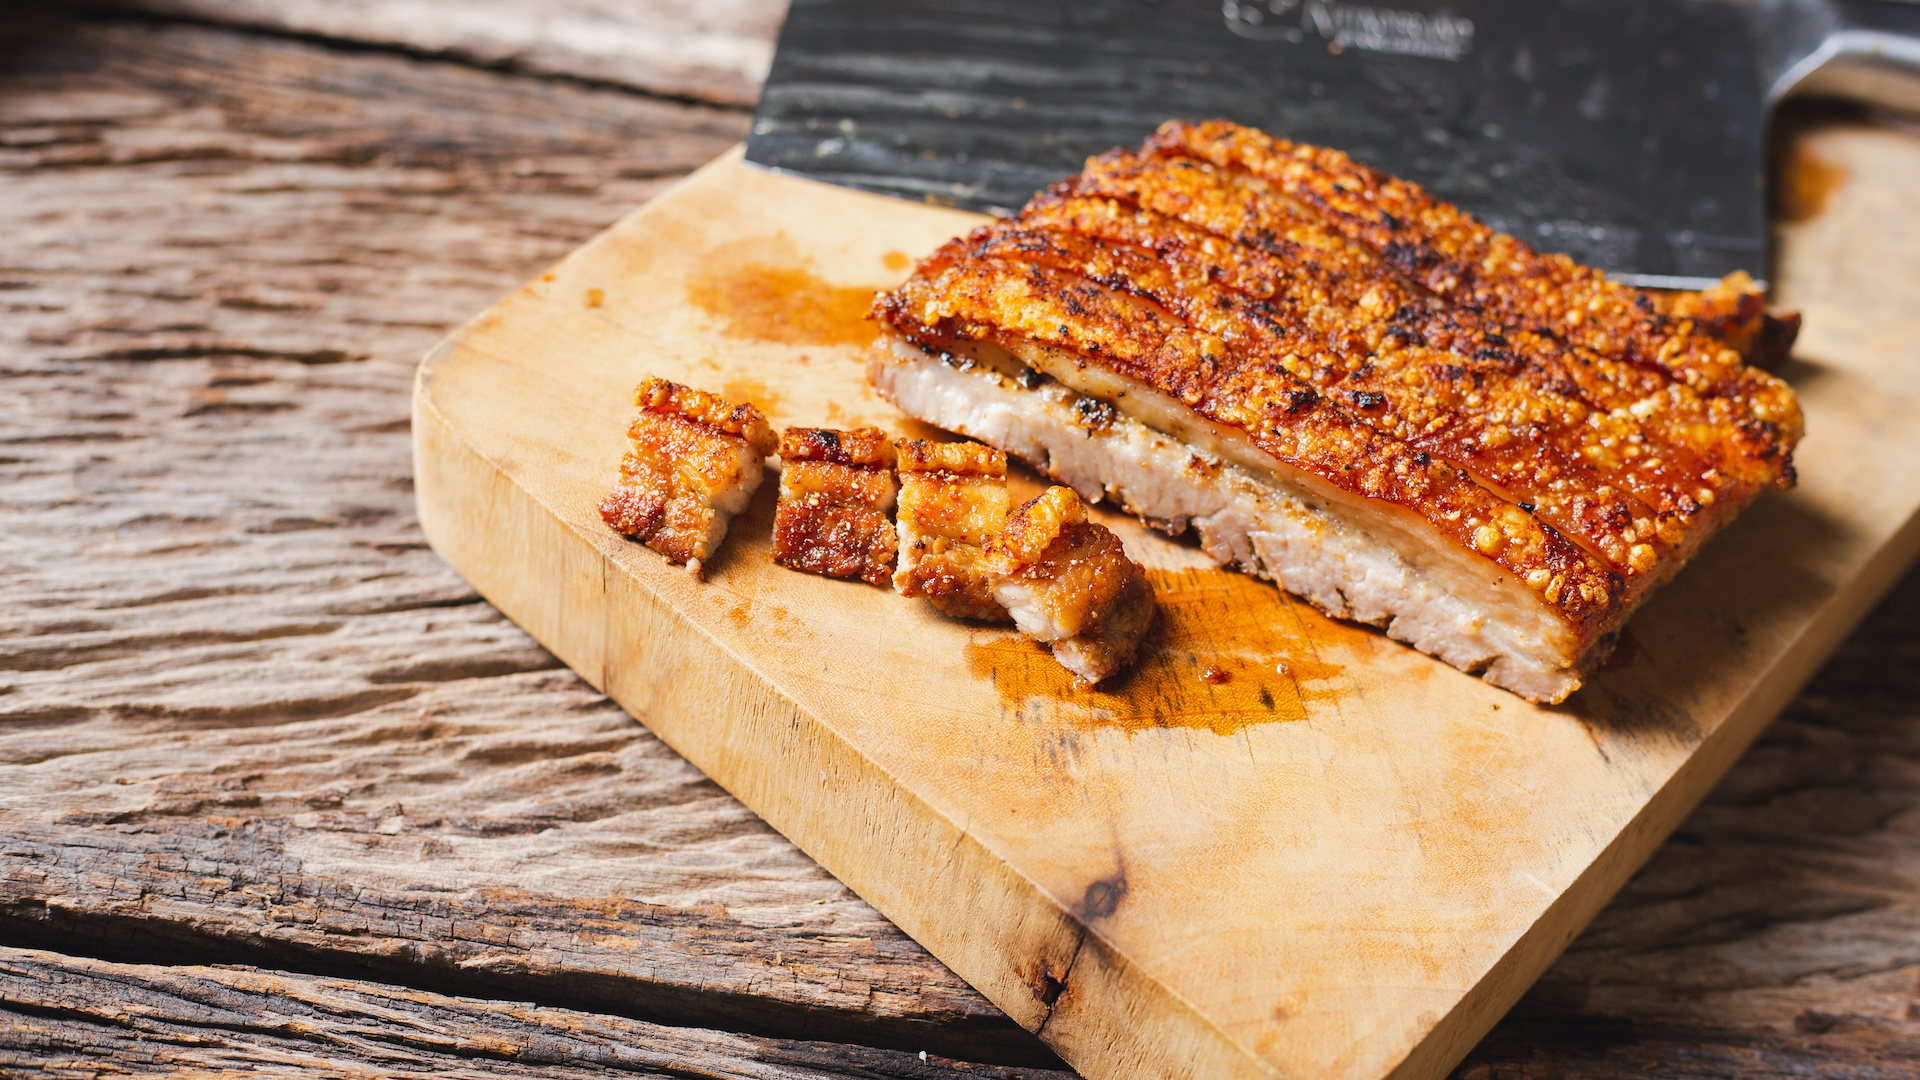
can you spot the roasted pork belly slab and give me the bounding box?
[982,486,1155,685]
[870,121,1802,702]
[600,378,776,576]
[772,426,898,586]
[893,439,1012,621]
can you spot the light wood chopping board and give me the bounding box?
[413,135,1920,1080]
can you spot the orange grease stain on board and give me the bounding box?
[966,567,1365,735]
[685,239,878,347]
[1776,141,1847,224]
[719,377,785,420]
[882,250,913,273]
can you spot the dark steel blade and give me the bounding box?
[746,0,1769,287]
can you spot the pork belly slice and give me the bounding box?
[893,439,1012,621]
[871,337,1592,702]
[599,377,776,577]
[772,426,898,586]
[871,123,1800,701]
[981,486,1155,685]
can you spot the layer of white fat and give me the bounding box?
[775,463,898,513]
[689,444,767,562]
[890,511,925,595]
[992,580,1071,640]
[991,574,1155,683]
[870,335,1586,702]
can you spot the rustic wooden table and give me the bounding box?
[4,4,1918,1077]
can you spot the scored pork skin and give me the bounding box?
[1144,118,1803,447]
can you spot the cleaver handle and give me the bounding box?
[1764,0,1920,110]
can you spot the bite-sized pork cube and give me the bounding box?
[981,486,1155,684]
[599,377,776,577]
[893,439,1011,621]
[772,426,898,586]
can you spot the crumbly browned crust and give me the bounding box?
[981,486,1155,684]
[892,439,1011,621]
[772,427,898,586]
[1055,147,1790,511]
[599,377,776,574]
[871,120,1803,693]
[1144,120,1803,462]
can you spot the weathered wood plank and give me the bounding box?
[0,8,737,746]
[0,946,1077,1079]
[0,704,1040,1057]
[1,8,1916,1078]
[1458,1012,1920,1080]
[0,9,1050,1067]
[88,0,788,105]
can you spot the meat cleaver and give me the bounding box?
[745,0,1920,288]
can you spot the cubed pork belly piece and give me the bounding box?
[893,439,1012,621]
[599,377,776,577]
[772,426,898,586]
[981,486,1155,685]
[868,120,1802,703]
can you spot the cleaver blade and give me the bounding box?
[746,0,1920,289]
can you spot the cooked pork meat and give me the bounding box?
[893,439,1012,621]
[600,377,776,577]
[981,486,1155,684]
[871,336,1584,697]
[870,121,1802,702]
[772,426,898,586]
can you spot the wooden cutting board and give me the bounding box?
[413,140,1920,1080]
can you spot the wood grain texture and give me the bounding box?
[4,6,1919,1078]
[410,121,1920,1078]
[1457,553,1920,1077]
[0,8,1051,1070]
[0,946,1074,1080]
[88,0,788,105]
[0,691,1040,1058]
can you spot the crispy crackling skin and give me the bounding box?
[1145,119,1802,461]
[893,439,1012,621]
[772,427,898,586]
[599,377,776,575]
